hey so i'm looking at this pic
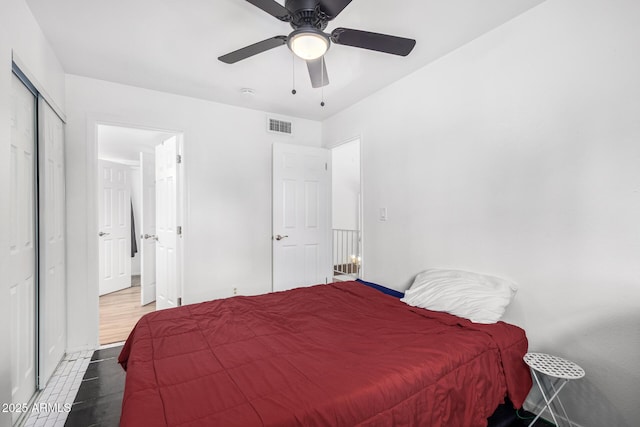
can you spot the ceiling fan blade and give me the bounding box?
[218,36,287,64]
[245,0,291,21]
[331,28,416,56]
[318,0,353,19]
[306,57,329,88]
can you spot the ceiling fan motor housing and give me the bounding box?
[218,0,416,88]
[285,0,329,30]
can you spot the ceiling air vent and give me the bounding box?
[267,117,292,136]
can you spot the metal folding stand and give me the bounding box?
[523,352,585,427]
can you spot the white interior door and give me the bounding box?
[272,143,331,292]
[140,152,157,306]
[37,97,66,388]
[9,72,37,422]
[155,136,179,310]
[98,160,131,296]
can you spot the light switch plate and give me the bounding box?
[379,207,387,221]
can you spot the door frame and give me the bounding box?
[326,135,364,279]
[86,116,187,347]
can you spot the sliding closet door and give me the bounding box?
[38,98,66,388]
[9,73,37,422]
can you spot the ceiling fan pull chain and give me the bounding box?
[320,56,325,107]
[291,53,297,95]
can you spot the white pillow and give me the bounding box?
[400,269,517,324]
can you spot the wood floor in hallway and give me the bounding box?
[99,276,156,345]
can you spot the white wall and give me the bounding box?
[0,1,66,426]
[65,75,322,351]
[322,0,640,425]
[331,139,360,230]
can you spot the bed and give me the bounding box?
[118,281,531,427]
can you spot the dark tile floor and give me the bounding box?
[64,345,553,427]
[488,401,554,427]
[65,346,123,427]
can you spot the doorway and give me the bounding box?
[96,124,183,345]
[272,143,332,292]
[331,138,362,281]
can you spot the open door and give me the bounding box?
[330,139,362,281]
[98,160,132,296]
[155,136,179,310]
[140,152,156,306]
[272,143,332,292]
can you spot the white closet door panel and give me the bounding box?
[9,73,37,422]
[38,98,67,388]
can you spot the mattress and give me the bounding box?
[118,281,531,426]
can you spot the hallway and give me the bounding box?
[99,276,156,345]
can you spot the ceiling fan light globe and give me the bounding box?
[289,30,329,60]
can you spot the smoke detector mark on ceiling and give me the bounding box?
[241,88,256,98]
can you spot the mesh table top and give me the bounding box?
[524,352,585,379]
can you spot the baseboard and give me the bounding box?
[65,344,98,354]
[98,341,125,350]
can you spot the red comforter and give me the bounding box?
[119,281,531,427]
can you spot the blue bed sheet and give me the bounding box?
[355,278,405,299]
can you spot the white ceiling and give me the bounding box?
[26,0,544,121]
[98,124,175,164]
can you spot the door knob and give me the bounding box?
[144,234,159,241]
[274,234,289,241]
[98,231,110,237]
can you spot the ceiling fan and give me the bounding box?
[218,0,417,88]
